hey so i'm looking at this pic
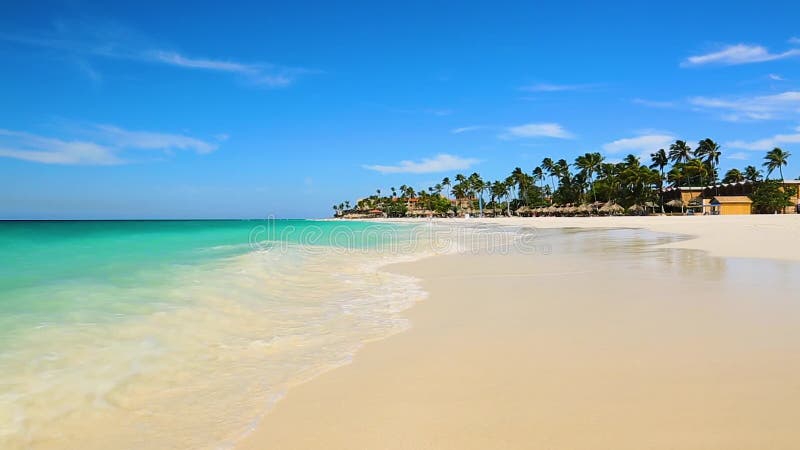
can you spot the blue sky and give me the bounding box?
[1,1,799,219]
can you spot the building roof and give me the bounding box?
[663,186,707,191]
[711,196,752,204]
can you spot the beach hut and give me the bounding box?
[708,196,753,215]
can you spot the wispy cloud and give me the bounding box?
[602,133,676,155]
[0,22,309,88]
[682,43,800,67]
[0,125,221,165]
[0,130,121,165]
[450,126,484,134]
[632,98,677,108]
[768,73,786,81]
[90,124,219,154]
[363,154,479,174]
[423,108,453,117]
[726,126,800,151]
[726,152,749,160]
[690,91,800,121]
[790,37,800,45]
[500,123,573,139]
[519,82,597,92]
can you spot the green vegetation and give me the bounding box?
[750,181,794,214]
[334,142,795,217]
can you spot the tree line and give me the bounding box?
[334,140,794,217]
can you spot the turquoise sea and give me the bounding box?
[0,220,430,450]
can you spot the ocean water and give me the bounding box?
[0,220,433,450]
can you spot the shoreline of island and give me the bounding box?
[235,215,800,449]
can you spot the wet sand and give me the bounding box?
[237,217,800,449]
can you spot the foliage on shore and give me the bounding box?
[334,142,794,217]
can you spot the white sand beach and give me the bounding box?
[237,215,800,449]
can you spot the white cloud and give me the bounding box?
[500,123,573,139]
[0,130,120,165]
[602,134,676,154]
[768,73,786,81]
[92,124,218,154]
[0,125,219,165]
[150,50,253,72]
[363,154,479,174]
[520,83,595,92]
[790,37,800,45]
[690,91,800,121]
[726,152,749,160]
[451,126,484,134]
[726,126,800,151]
[632,98,676,108]
[0,23,308,88]
[682,44,800,66]
[144,50,300,87]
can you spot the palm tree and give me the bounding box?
[668,140,692,165]
[541,157,557,200]
[468,172,485,216]
[763,147,792,213]
[532,166,544,194]
[683,159,708,207]
[491,181,506,216]
[574,152,604,203]
[722,168,745,184]
[598,162,620,203]
[622,154,640,168]
[668,140,694,201]
[510,167,532,204]
[744,165,763,183]
[441,177,451,199]
[695,138,722,194]
[650,148,668,213]
[763,147,791,182]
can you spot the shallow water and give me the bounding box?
[0,220,436,449]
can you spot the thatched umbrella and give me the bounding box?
[578,204,592,216]
[564,206,578,216]
[599,202,624,215]
[665,198,684,214]
[628,204,644,214]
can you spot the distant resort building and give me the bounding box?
[663,180,800,215]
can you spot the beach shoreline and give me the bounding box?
[236,215,800,449]
[361,214,800,261]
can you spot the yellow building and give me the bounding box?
[708,196,753,215]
